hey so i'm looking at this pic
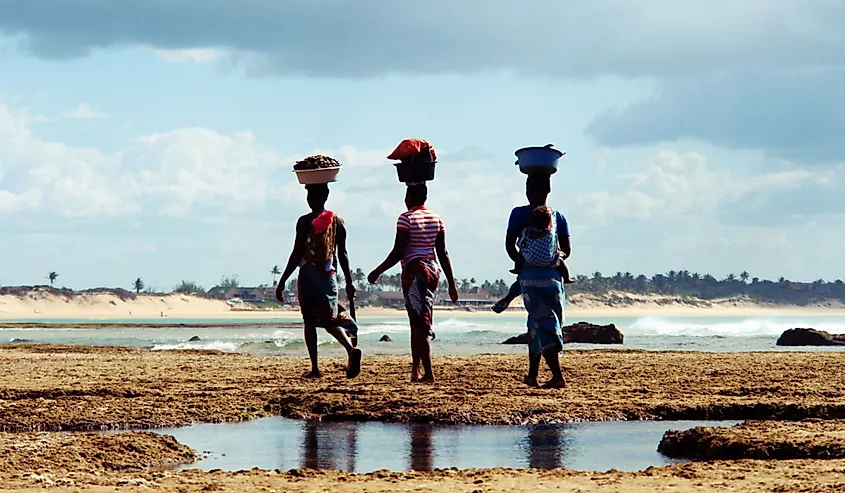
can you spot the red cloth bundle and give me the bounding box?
[387,138,437,162]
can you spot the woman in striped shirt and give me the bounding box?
[368,184,459,382]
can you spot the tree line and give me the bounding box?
[20,268,845,306]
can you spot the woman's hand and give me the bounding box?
[275,278,288,302]
[367,270,380,285]
[448,282,459,304]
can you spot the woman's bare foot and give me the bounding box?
[541,376,566,389]
[346,348,362,379]
[419,374,436,383]
[524,375,539,387]
[302,370,322,379]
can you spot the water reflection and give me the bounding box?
[160,417,737,473]
[298,421,566,472]
[299,421,359,470]
[524,425,565,469]
[409,423,434,471]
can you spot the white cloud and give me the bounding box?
[152,48,222,64]
[0,104,520,233]
[572,150,832,224]
[62,103,108,120]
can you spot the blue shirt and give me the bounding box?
[507,205,570,281]
[507,205,570,236]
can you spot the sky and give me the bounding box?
[1,0,844,291]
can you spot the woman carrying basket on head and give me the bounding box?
[369,139,458,383]
[277,156,362,379]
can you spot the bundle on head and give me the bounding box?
[293,155,342,171]
[387,138,437,163]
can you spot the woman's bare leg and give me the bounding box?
[326,326,362,378]
[541,349,565,388]
[416,327,435,382]
[410,330,421,382]
[325,326,354,353]
[303,324,321,378]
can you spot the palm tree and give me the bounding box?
[271,265,281,286]
[47,271,58,287]
[740,271,750,283]
[133,278,145,293]
[460,279,471,292]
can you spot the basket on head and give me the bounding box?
[514,144,565,175]
[294,167,341,185]
[293,155,342,185]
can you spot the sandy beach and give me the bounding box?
[0,345,844,490]
[1,291,844,320]
[2,345,845,430]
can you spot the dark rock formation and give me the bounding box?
[563,322,624,344]
[379,335,392,343]
[188,336,202,342]
[502,322,624,345]
[776,328,845,346]
[502,333,528,345]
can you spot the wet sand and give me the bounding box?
[2,345,845,430]
[659,419,845,460]
[0,431,195,476]
[3,457,845,491]
[0,429,843,491]
[2,345,845,491]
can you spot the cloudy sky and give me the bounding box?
[1,0,844,290]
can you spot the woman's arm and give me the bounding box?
[335,218,356,301]
[559,233,572,260]
[505,231,522,264]
[275,217,307,302]
[368,230,409,284]
[435,231,459,303]
[557,212,572,259]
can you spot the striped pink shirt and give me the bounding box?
[396,206,445,265]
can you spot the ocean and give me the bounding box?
[2,314,845,355]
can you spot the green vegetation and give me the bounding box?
[565,271,845,306]
[173,280,204,294]
[4,269,843,307]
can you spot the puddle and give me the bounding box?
[155,417,739,473]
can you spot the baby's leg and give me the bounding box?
[493,279,522,313]
[559,260,576,284]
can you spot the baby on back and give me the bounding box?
[493,205,573,313]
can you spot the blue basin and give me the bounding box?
[515,144,565,174]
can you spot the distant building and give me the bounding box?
[447,290,493,309]
[222,287,267,303]
[367,290,405,308]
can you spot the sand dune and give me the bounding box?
[0,289,843,320]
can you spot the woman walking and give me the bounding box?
[368,183,458,382]
[505,174,570,388]
[276,183,362,379]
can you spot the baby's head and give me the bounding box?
[531,206,553,231]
